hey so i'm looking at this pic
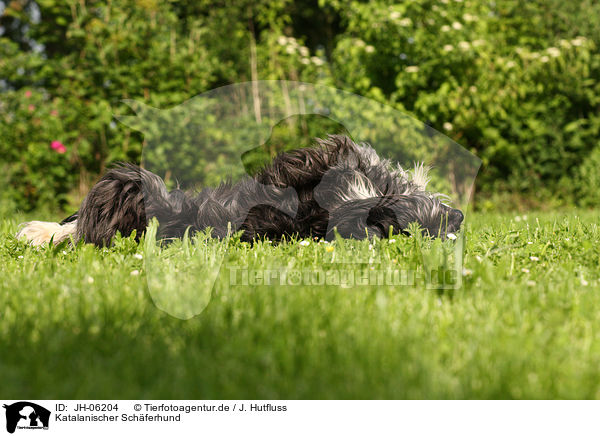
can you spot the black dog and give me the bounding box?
[17,135,463,246]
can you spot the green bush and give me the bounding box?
[327,0,600,207]
[577,146,600,207]
[0,0,599,211]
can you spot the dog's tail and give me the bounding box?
[16,220,78,246]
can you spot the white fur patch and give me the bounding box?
[16,220,77,246]
[347,174,379,200]
[411,163,430,190]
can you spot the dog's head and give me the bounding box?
[326,194,463,239]
[312,137,465,239]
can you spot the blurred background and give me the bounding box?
[0,0,598,215]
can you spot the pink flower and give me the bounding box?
[27,104,35,112]
[51,141,66,154]
[25,90,32,98]
[50,110,59,117]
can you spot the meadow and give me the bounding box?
[1,210,599,399]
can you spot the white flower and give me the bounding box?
[285,46,296,54]
[506,60,516,69]
[369,244,374,250]
[472,39,485,47]
[469,86,477,93]
[446,233,457,240]
[389,11,401,20]
[515,216,522,222]
[547,47,560,57]
[529,256,539,261]
[521,268,530,273]
[134,253,143,260]
[399,18,412,27]
[462,268,473,276]
[581,277,589,286]
[301,58,310,65]
[565,238,570,241]
[441,25,450,32]
[405,65,420,73]
[443,44,454,52]
[311,56,325,66]
[571,37,586,46]
[559,39,571,48]
[540,55,549,63]
[299,46,309,57]
[443,122,453,131]
[388,239,397,244]
[86,276,94,284]
[365,45,375,53]
[463,13,477,22]
[18,255,24,259]
[527,280,536,287]
[277,36,287,46]
[522,215,528,220]
[451,21,463,30]
[130,270,140,276]
[458,41,470,50]
[299,240,310,246]
[475,255,483,262]
[527,241,533,245]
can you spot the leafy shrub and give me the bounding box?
[1,0,599,211]
[576,146,600,207]
[327,0,600,206]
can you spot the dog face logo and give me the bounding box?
[3,402,50,434]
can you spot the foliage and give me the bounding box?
[0,0,599,211]
[328,0,600,204]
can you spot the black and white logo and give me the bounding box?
[3,402,50,434]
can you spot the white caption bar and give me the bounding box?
[0,400,596,435]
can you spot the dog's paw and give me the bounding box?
[16,221,76,246]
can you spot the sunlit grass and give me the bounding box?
[0,210,599,398]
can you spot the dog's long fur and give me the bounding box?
[17,135,463,246]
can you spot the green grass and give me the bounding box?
[1,210,599,399]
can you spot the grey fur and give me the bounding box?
[18,135,463,246]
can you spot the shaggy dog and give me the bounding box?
[17,135,463,246]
